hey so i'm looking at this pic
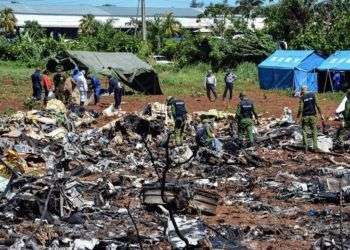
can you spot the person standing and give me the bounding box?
[42,70,54,106]
[31,68,42,101]
[236,92,259,146]
[204,70,217,102]
[297,86,324,151]
[53,66,66,102]
[336,89,350,144]
[166,96,187,146]
[89,74,101,105]
[108,75,123,110]
[73,69,88,106]
[223,69,237,100]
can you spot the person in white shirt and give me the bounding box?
[204,70,217,102]
[223,69,237,100]
[73,69,88,106]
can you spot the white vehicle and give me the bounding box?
[153,55,173,65]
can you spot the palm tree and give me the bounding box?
[0,8,17,35]
[162,12,181,37]
[79,14,98,36]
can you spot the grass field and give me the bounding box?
[0,61,33,102]
[0,60,345,113]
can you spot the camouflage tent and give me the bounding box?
[47,50,162,95]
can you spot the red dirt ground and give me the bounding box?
[88,89,339,126]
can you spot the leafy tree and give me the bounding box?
[162,12,181,37]
[0,8,17,36]
[79,14,99,36]
[147,13,183,54]
[23,21,45,39]
[147,16,163,53]
[264,0,315,42]
[236,0,263,19]
[208,30,275,69]
[198,4,235,36]
[291,5,350,54]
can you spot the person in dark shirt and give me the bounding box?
[166,96,187,145]
[108,75,123,110]
[297,85,324,151]
[53,66,66,102]
[235,92,259,146]
[31,68,42,100]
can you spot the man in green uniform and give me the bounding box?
[297,86,324,151]
[53,66,66,102]
[336,89,350,143]
[196,119,215,147]
[236,92,259,146]
[166,96,188,145]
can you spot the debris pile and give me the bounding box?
[0,102,349,249]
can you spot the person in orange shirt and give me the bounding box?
[42,70,54,105]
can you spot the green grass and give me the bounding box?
[156,62,258,96]
[0,60,345,111]
[0,61,34,102]
[317,91,344,103]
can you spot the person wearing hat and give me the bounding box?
[31,68,42,100]
[166,96,188,145]
[53,65,66,102]
[236,92,259,146]
[204,70,217,101]
[336,89,350,143]
[223,69,237,101]
[297,85,324,151]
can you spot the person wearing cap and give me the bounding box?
[31,68,42,100]
[42,70,54,105]
[236,92,259,146]
[336,89,350,143]
[166,96,188,145]
[89,74,101,105]
[108,74,123,110]
[297,85,324,151]
[223,69,237,100]
[53,66,66,102]
[204,70,217,101]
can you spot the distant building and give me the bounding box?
[0,2,265,38]
[0,2,214,37]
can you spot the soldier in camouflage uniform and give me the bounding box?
[236,92,259,146]
[53,66,66,102]
[297,86,324,151]
[166,96,188,146]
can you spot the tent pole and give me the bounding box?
[324,70,329,93]
[330,70,334,92]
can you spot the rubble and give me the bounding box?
[0,103,349,249]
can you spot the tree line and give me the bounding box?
[0,0,349,68]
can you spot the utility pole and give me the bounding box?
[141,0,147,40]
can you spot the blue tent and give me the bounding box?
[318,51,350,71]
[317,51,350,92]
[258,50,324,93]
